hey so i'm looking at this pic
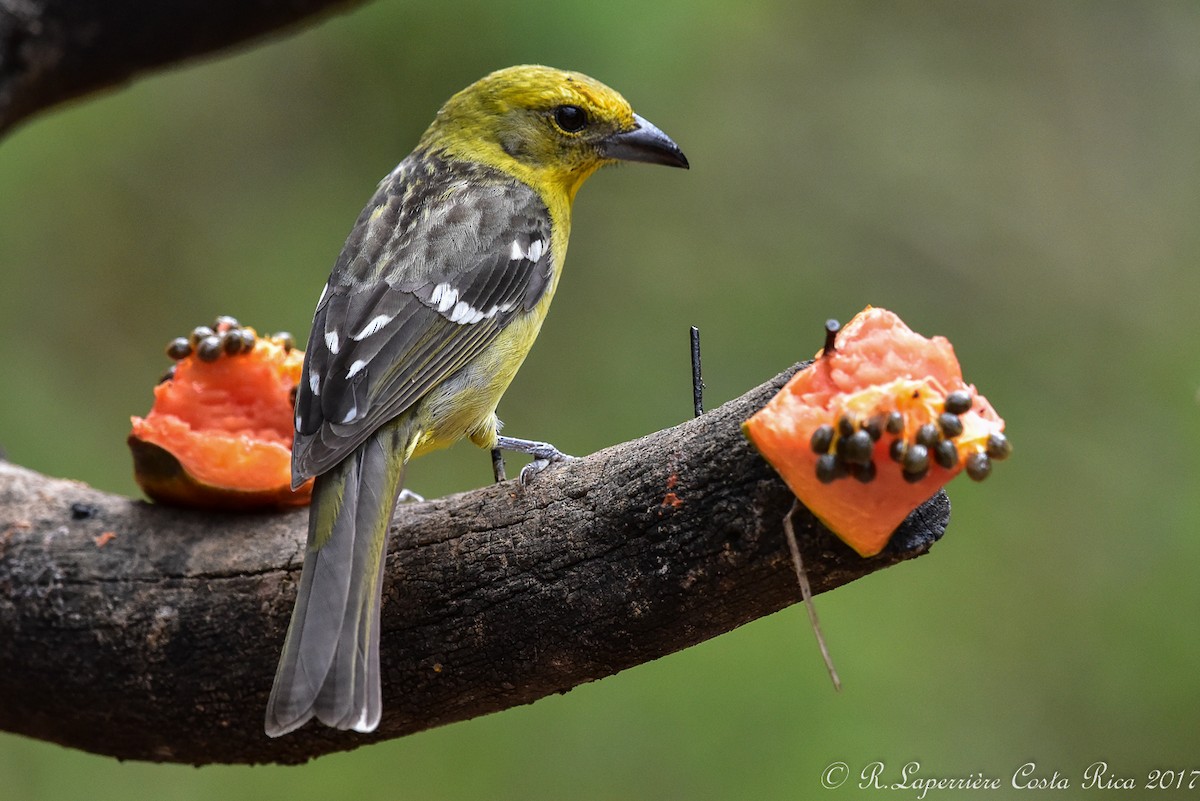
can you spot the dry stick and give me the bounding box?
[782,499,842,691]
[690,325,704,417]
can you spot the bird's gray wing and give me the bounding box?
[292,156,554,482]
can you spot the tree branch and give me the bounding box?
[0,363,949,765]
[0,0,367,136]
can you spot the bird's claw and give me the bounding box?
[493,435,575,487]
[517,451,576,486]
[397,488,425,504]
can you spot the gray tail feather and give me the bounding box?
[264,422,411,737]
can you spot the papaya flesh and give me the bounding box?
[129,318,313,511]
[743,306,1008,557]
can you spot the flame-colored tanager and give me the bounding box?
[265,65,688,736]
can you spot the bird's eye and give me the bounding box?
[553,105,588,133]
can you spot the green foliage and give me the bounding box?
[2,0,1198,798]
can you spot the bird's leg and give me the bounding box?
[396,489,424,503]
[490,448,508,484]
[493,435,575,485]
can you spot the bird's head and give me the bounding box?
[418,65,688,200]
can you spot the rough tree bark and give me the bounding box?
[0,363,949,765]
[0,0,366,135]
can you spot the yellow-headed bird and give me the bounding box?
[265,65,688,736]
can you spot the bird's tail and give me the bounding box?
[264,419,414,737]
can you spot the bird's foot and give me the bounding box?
[493,435,575,486]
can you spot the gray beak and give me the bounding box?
[601,113,689,169]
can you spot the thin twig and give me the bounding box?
[782,499,842,691]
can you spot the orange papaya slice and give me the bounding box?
[743,306,1008,557]
[129,317,313,511]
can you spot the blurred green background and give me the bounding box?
[2,0,1198,798]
